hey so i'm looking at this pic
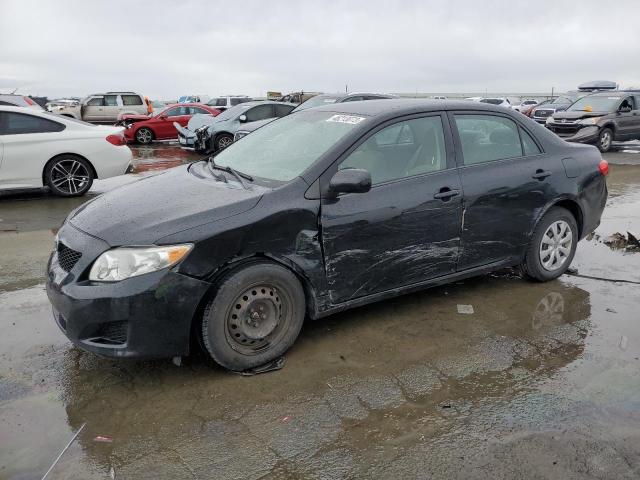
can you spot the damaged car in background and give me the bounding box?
[545,91,640,152]
[176,101,295,153]
[46,99,608,372]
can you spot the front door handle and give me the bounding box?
[434,187,460,200]
[532,169,552,180]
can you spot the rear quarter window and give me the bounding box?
[122,95,143,106]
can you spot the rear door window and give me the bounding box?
[104,95,118,106]
[275,104,294,117]
[0,112,65,135]
[245,105,275,122]
[454,114,523,165]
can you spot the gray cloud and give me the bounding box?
[1,0,638,99]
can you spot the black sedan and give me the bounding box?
[46,99,608,371]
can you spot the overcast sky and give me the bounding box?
[1,0,638,99]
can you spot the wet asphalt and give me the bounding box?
[1,142,639,479]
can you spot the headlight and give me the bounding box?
[546,116,554,125]
[579,117,601,125]
[88,244,192,282]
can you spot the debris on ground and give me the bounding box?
[457,304,474,315]
[172,356,182,367]
[239,356,285,376]
[601,231,640,251]
[93,435,113,443]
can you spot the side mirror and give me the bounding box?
[238,114,247,123]
[619,106,632,113]
[328,168,372,195]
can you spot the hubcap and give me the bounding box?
[227,285,283,352]
[137,129,152,143]
[50,159,90,194]
[539,220,573,271]
[218,136,232,149]
[600,131,611,150]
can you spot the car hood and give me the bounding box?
[551,110,606,120]
[69,163,267,246]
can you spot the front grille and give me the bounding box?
[548,124,581,137]
[94,320,128,345]
[534,109,553,118]
[57,242,82,272]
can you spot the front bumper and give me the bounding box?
[546,124,600,144]
[45,224,212,359]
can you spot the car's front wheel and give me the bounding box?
[521,207,578,282]
[44,155,94,197]
[597,127,613,152]
[135,127,154,144]
[214,133,234,151]
[201,262,306,371]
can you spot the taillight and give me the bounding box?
[106,134,126,146]
[598,159,609,176]
[23,96,35,105]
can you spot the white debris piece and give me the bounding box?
[457,304,474,315]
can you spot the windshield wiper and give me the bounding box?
[207,157,253,189]
[206,157,228,183]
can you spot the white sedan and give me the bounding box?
[0,106,132,196]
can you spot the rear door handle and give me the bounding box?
[532,169,552,180]
[434,188,460,200]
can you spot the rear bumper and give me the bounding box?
[45,224,212,359]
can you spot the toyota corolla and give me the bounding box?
[46,100,608,371]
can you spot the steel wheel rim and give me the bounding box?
[225,283,290,355]
[218,136,232,149]
[600,131,611,150]
[137,129,152,143]
[539,220,573,271]
[51,159,90,194]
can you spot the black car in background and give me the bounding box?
[292,92,397,112]
[530,95,582,124]
[545,91,640,152]
[46,100,608,372]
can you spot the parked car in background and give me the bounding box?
[0,106,131,196]
[465,97,483,102]
[479,97,511,108]
[178,95,211,104]
[206,96,253,111]
[279,91,322,104]
[46,98,80,111]
[293,92,396,112]
[512,99,538,113]
[0,94,44,110]
[545,91,640,152]
[50,92,149,123]
[119,103,221,144]
[45,99,608,371]
[530,95,580,123]
[176,101,295,152]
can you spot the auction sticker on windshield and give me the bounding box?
[326,114,366,124]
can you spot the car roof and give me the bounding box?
[304,98,516,117]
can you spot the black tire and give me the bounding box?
[597,127,613,153]
[201,262,306,371]
[521,207,578,282]
[135,127,154,144]
[45,155,94,197]
[214,133,234,151]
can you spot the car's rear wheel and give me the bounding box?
[521,207,578,282]
[214,133,234,151]
[201,262,306,371]
[135,127,154,144]
[45,155,94,197]
[598,127,613,152]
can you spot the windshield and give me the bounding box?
[551,96,573,105]
[214,111,366,182]
[568,96,621,112]
[293,95,340,112]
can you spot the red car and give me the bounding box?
[120,103,221,144]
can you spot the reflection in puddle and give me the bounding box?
[130,144,202,173]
